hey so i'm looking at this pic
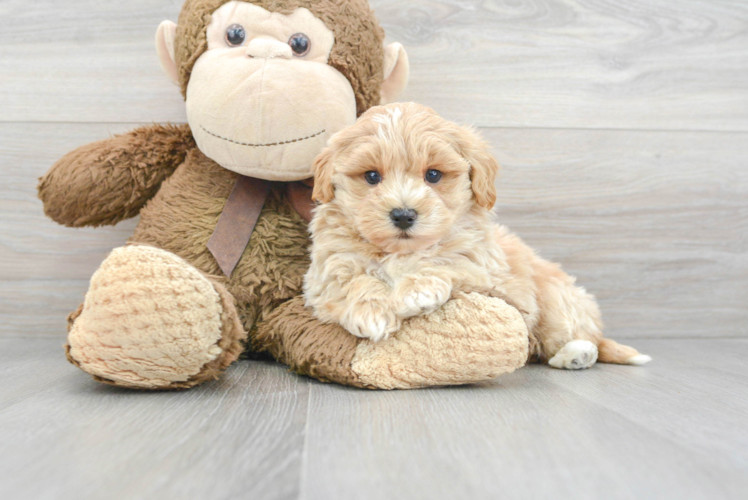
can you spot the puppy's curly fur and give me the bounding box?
[304,103,650,369]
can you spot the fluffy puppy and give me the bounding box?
[304,102,651,369]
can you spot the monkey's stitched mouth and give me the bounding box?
[200,125,326,148]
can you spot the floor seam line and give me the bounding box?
[297,380,312,500]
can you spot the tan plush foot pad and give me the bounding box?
[67,245,244,390]
[256,292,529,390]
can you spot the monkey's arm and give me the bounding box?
[38,124,195,227]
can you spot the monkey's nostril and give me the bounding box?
[390,208,417,230]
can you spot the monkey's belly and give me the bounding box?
[130,150,311,341]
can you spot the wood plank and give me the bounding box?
[0,0,186,124]
[480,127,748,339]
[0,280,90,336]
[0,337,77,408]
[3,123,745,338]
[1,0,747,130]
[0,339,747,500]
[632,339,748,378]
[387,0,748,131]
[0,338,310,500]
[302,360,747,500]
[544,339,748,469]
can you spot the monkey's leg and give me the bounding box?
[66,245,245,390]
[254,292,529,390]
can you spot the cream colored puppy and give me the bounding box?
[304,103,651,369]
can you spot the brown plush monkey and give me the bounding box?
[38,0,529,390]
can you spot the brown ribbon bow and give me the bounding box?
[208,176,314,277]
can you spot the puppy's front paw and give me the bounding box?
[394,275,452,318]
[341,298,400,342]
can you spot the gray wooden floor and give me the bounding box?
[0,337,745,500]
[1,0,747,499]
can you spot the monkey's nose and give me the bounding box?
[245,38,293,59]
[390,208,417,230]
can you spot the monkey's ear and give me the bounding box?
[380,43,410,104]
[156,21,179,86]
[311,146,337,203]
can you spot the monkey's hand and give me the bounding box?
[38,124,195,227]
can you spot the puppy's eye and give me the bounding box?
[425,169,443,184]
[365,171,382,185]
[289,33,311,57]
[226,24,246,47]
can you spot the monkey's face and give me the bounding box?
[182,2,356,181]
[157,0,409,181]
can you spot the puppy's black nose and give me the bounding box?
[390,208,417,230]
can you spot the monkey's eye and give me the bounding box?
[365,171,382,185]
[289,33,311,57]
[226,24,246,47]
[425,169,443,184]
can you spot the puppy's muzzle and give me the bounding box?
[390,208,417,230]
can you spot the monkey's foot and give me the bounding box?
[255,292,529,390]
[66,245,245,390]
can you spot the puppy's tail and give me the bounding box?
[597,338,652,365]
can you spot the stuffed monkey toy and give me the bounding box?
[38,0,528,390]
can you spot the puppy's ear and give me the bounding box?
[453,126,500,210]
[311,146,336,203]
